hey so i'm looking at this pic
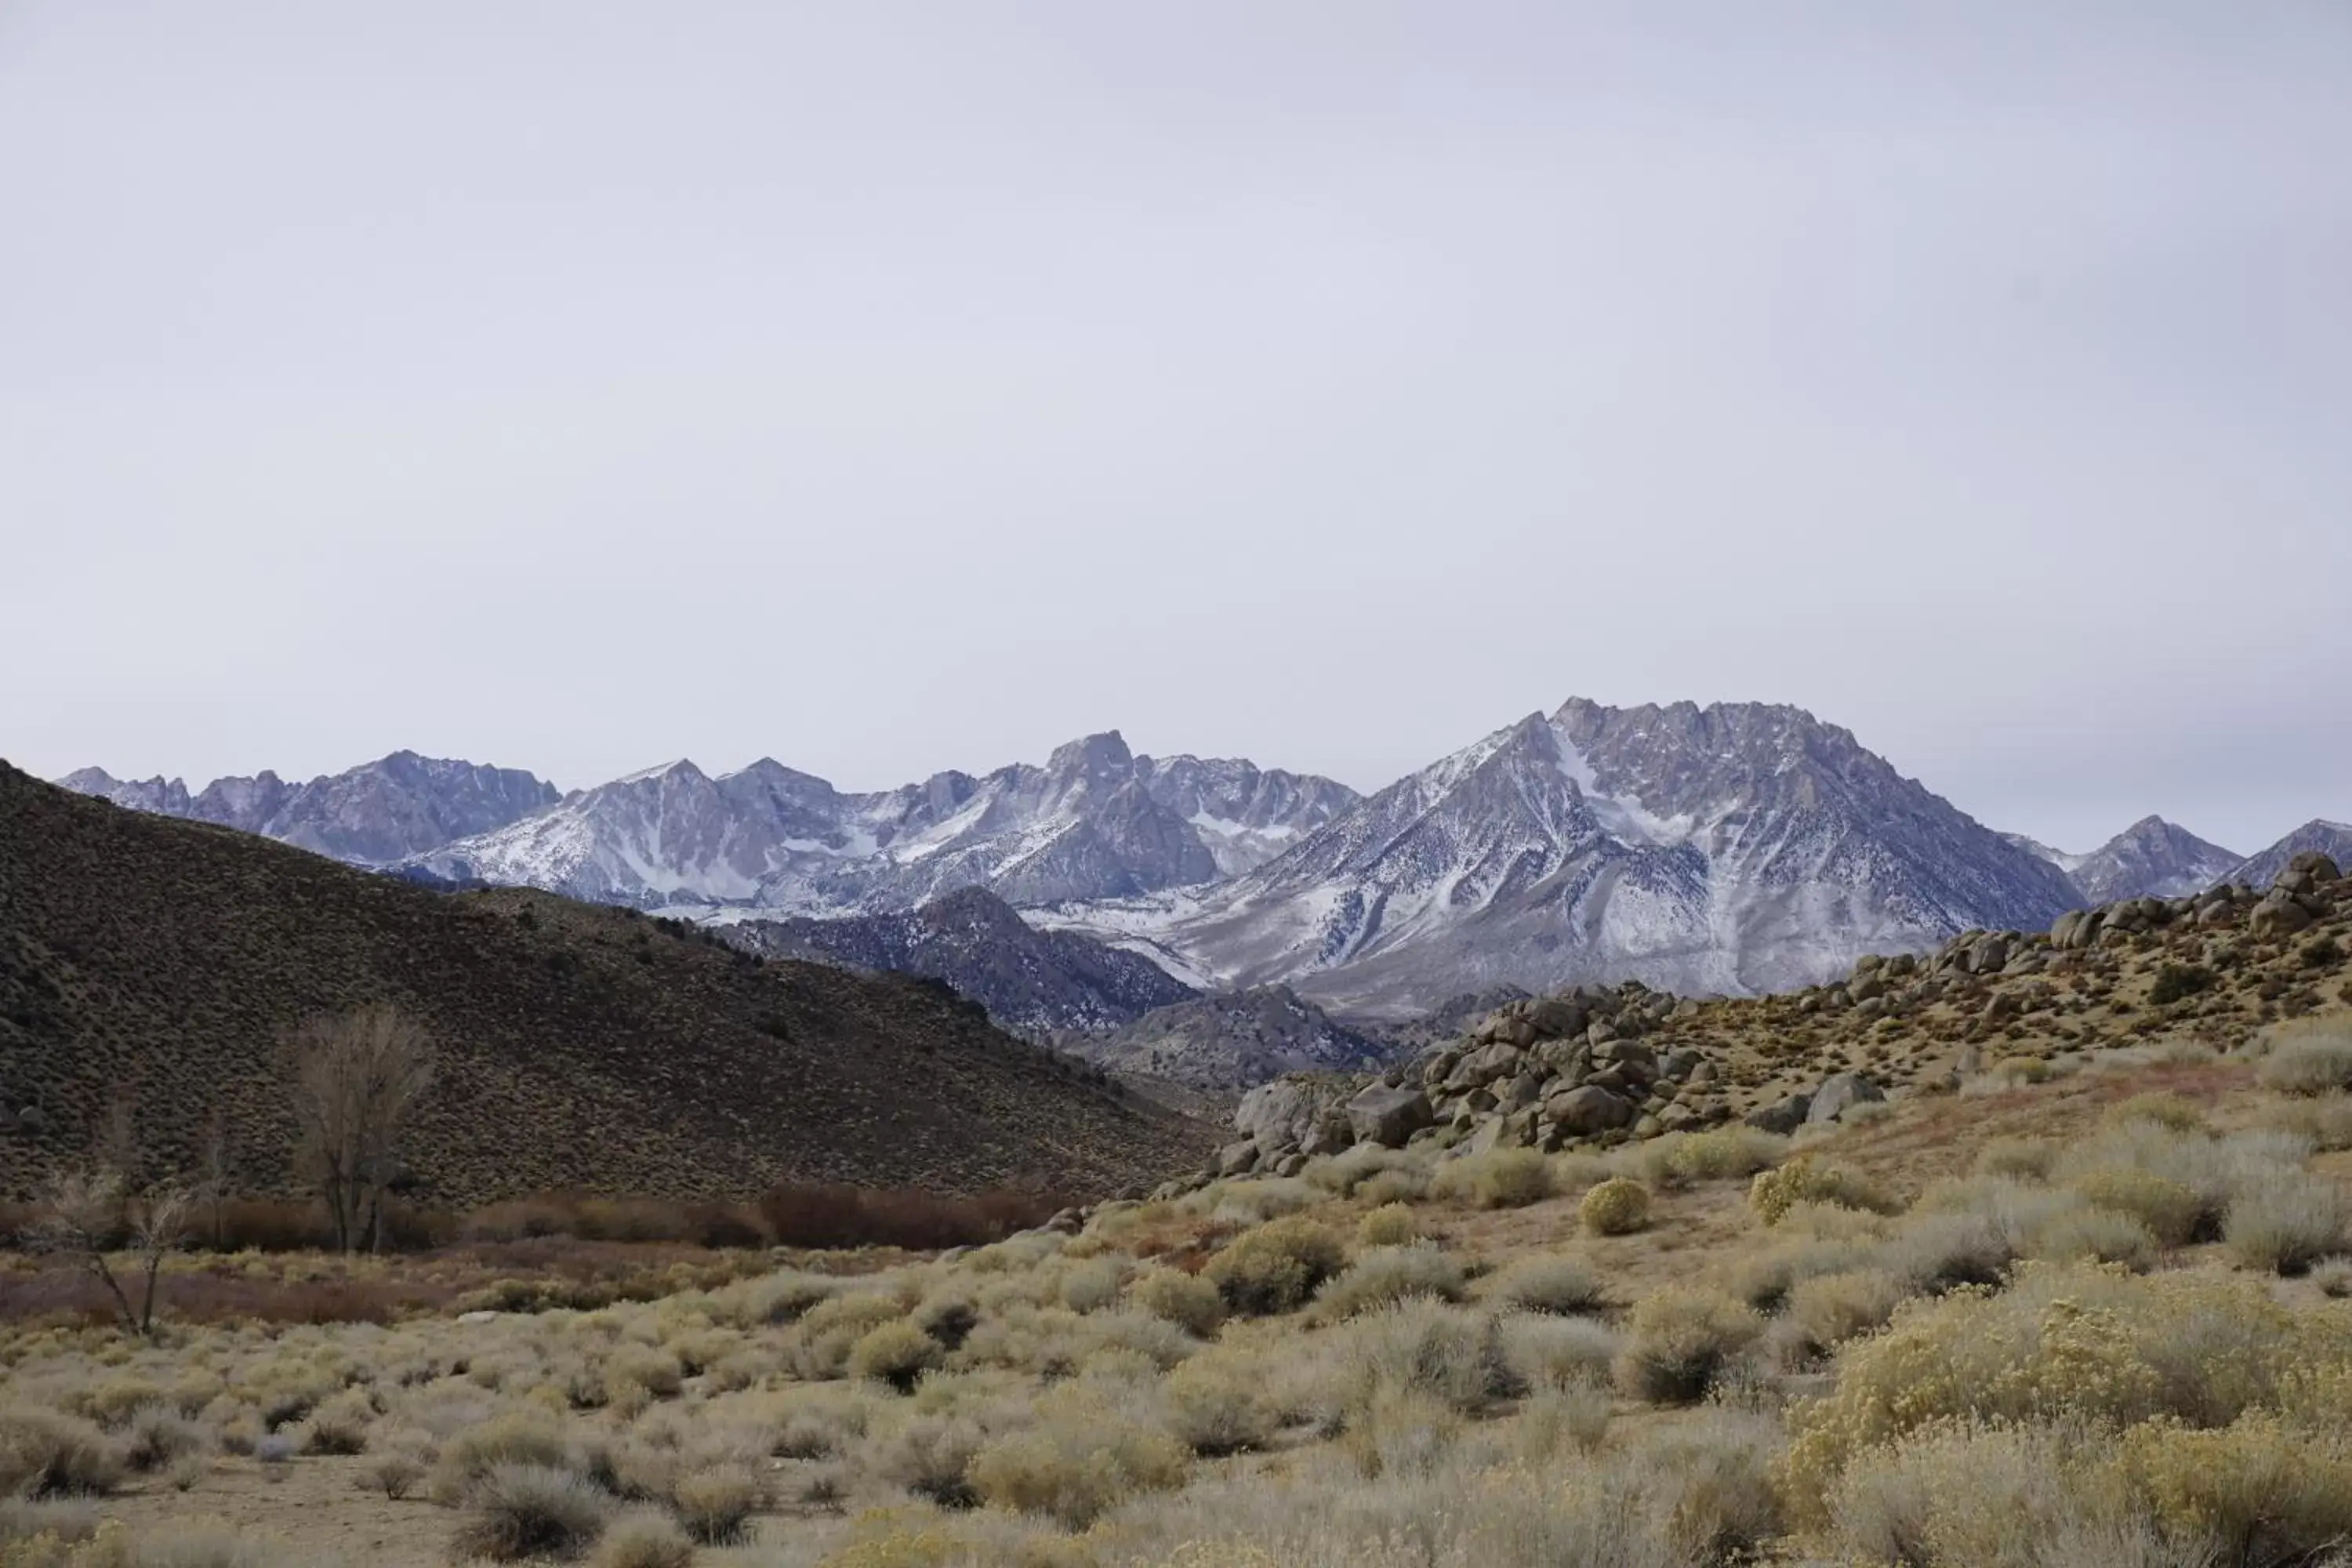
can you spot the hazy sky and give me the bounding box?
[5,4,2347,856]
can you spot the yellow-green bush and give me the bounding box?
[1125,1269,1226,1337]
[1486,1254,1606,1316]
[1312,1246,1465,1321]
[1783,1269,1907,1362]
[2069,1167,2202,1248]
[1433,1149,1553,1210]
[1749,1157,1898,1226]
[1579,1178,1650,1236]
[0,1408,122,1499]
[2257,1017,2352,1095]
[967,1392,1189,1527]
[1355,1202,1422,1247]
[1613,1288,1762,1404]
[2115,1412,2352,1561]
[848,1321,943,1392]
[1161,1357,1277,1457]
[1973,1137,2058,1181]
[2223,1174,2350,1274]
[669,1462,761,1545]
[1778,1261,2352,1523]
[1203,1217,1347,1316]
[430,1411,572,1505]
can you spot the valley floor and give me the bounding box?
[5,1011,2352,1566]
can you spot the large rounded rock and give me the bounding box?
[1806,1072,1886,1125]
[1543,1084,1635,1136]
[1234,1078,1344,1158]
[2288,851,2343,884]
[1744,1093,1813,1135]
[2252,891,2315,937]
[1347,1083,1435,1149]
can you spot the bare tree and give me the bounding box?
[286,1004,434,1254]
[28,1166,194,1337]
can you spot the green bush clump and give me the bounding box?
[1749,1157,1899,1226]
[1203,1216,1348,1316]
[1580,1178,1651,1236]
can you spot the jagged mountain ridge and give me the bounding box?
[1064,985,1400,1094]
[722,886,1197,1040]
[1040,699,2085,1014]
[405,731,1357,914]
[59,753,557,866]
[2004,816,2242,906]
[2230,821,2352,893]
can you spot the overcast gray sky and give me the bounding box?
[4,3,2347,856]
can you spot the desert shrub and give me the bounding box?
[453,1463,611,1562]
[1782,1269,1907,1363]
[1313,1246,1465,1320]
[1202,1217,1347,1316]
[604,1345,684,1400]
[1518,1384,1613,1457]
[1161,1358,1277,1457]
[2070,1167,2203,1248]
[299,1388,374,1456]
[795,1292,912,1379]
[1355,1166,1432,1207]
[1307,1145,1421,1199]
[1434,1149,1553,1210]
[2312,1257,2352,1298]
[1579,1178,1651,1236]
[2023,1207,2159,1272]
[430,1411,573,1504]
[2147,964,2216,1006]
[2107,1092,2209,1133]
[1355,1202,1421,1247]
[1778,1261,2345,1522]
[592,1512,695,1568]
[1749,1157,1898,1225]
[1486,1254,1606,1316]
[1652,1126,1788,1185]
[967,1392,1189,1528]
[118,1406,205,1473]
[1826,1417,2147,1568]
[2223,1174,2350,1274]
[358,1449,425,1501]
[1638,1408,1787,1561]
[1876,1211,2013,1294]
[1339,1390,1464,1481]
[1124,1269,1225,1337]
[2260,1092,2352,1153]
[2115,1411,2352,1564]
[1727,1233,1878,1312]
[670,1462,760,1545]
[1974,1138,2059,1181]
[2257,1017,2352,1095]
[1501,1312,1620,1392]
[1614,1288,1763,1404]
[731,1269,838,1326]
[848,1321,943,1392]
[870,1413,983,1508]
[1058,1258,1125,1315]
[0,1408,123,1497]
[1338,1301,1519,1416]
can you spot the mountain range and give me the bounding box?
[2003,816,2243,906]
[54,702,2344,1018]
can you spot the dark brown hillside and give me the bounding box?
[0,762,1214,1207]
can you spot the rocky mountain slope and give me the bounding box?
[2230,819,2352,892]
[1063,984,1399,1094]
[0,764,1210,1205]
[1050,699,2082,1014]
[59,752,557,866]
[1202,847,2351,1181]
[722,886,1196,1040]
[2005,815,2241,905]
[404,732,1356,914]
